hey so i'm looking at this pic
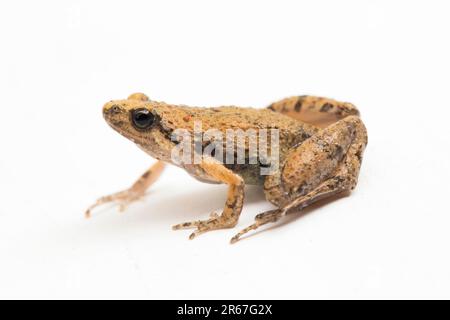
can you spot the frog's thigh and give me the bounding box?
[262,116,366,224]
[172,158,245,239]
[231,117,367,243]
[266,115,367,205]
[268,95,360,128]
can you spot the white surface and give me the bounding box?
[1,0,450,299]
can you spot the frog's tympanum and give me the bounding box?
[86,93,367,243]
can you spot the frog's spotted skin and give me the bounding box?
[86,93,367,243]
[267,95,360,128]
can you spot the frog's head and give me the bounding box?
[102,93,174,161]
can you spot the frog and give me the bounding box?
[86,93,368,244]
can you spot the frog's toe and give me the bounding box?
[254,209,281,222]
[172,221,202,230]
[85,190,142,218]
[173,215,236,240]
[230,209,286,244]
[172,212,220,230]
[187,226,217,240]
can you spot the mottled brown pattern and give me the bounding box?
[86,93,368,244]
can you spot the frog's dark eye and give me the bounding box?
[132,108,154,130]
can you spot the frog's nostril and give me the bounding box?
[105,104,121,116]
[111,105,121,114]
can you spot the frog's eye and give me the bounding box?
[132,108,155,130]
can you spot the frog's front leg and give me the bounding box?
[85,160,165,217]
[231,116,367,243]
[172,158,245,240]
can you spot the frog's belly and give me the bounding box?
[190,175,222,184]
[186,163,265,186]
[225,163,265,185]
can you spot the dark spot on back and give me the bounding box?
[301,132,311,140]
[294,96,306,112]
[321,103,333,112]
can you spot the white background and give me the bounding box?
[1,0,449,299]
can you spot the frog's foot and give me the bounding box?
[172,212,236,240]
[85,189,143,218]
[172,212,219,229]
[171,157,245,241]
[231,172,357,244]
[85,161,165,218]
[230,209,286,244]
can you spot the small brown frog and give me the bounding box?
[86,93,367,243]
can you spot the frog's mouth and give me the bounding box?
[105,118,139,144]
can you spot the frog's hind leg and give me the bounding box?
[231,116,367,243]
[268,95,360,128]
[172,157,245,240]
[85,160,165,217]
[230,177,350,244]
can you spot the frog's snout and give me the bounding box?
[102,102,127,129]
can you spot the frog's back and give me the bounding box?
[201,106,319,186]
[203,106,316,133]
[156,103,318,141]
[153,103,319,186]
